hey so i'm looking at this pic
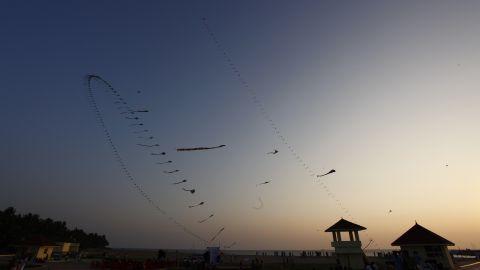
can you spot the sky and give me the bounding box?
[1,1,480,250]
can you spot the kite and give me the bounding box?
[156,161,172,165]
[256,181,271,186]
[198,214,214,223]
[317,169,336,178]
[137,143,160,147]
[182,188,195,194]
[151,152,166,156]
[177,145,226,152]
[163,169,180,174]
[138,136,154,139]
[133,129,149,134]
[388,210,392,214]
[252,197,264,210]
[210,227,225,242]
[173,179,187,185]
[188,202,205,208]
[267,149,279,155]
[85,74,208,244]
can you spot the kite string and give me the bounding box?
[201,19,379,248]
[85,74,208,244]
[200,18,346,212]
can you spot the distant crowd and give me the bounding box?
[90,258,176,270]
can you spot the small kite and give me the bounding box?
[164,169,180,174]
[256,181,271,186]
[151,152,166,155]
[198,214,214,223]
[252,197,264,210]
[137,143,160,147]
[177,145,226,152]
[133,129,149,134]
[267,149,279,155]
[317,169,336,178]
[388,210,392,214]
[210,227,225,242]
[182,188,195,194]
[138,136,154,139]
[188,201,205,208]
[156,161,172,165]
[173,179,187,185]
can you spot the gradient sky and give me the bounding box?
[1,1,480,250]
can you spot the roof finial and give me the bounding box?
[415,220,418,225]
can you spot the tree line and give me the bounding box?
[0,207,108,250]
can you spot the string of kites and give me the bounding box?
[84,18,343,250]
[86,74,244,247]
[85,74,335,248]
[200,17,382,249]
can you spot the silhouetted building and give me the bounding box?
[326,218,366,270]
[391,222,455,269]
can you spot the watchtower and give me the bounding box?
[325,218,366,269]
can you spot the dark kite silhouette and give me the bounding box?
[177,145,226,151]
[137,143,160,147]
[164,169,180,174]
[173,179,187,185]
[156,161,172,165]
[256,181,271,186]
[182,188,195,194]
[210,227,225,242]
[198,214,214,223]
[188,202,205,208]
[317,169,336,178]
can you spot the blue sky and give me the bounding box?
[1,1,480,249]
